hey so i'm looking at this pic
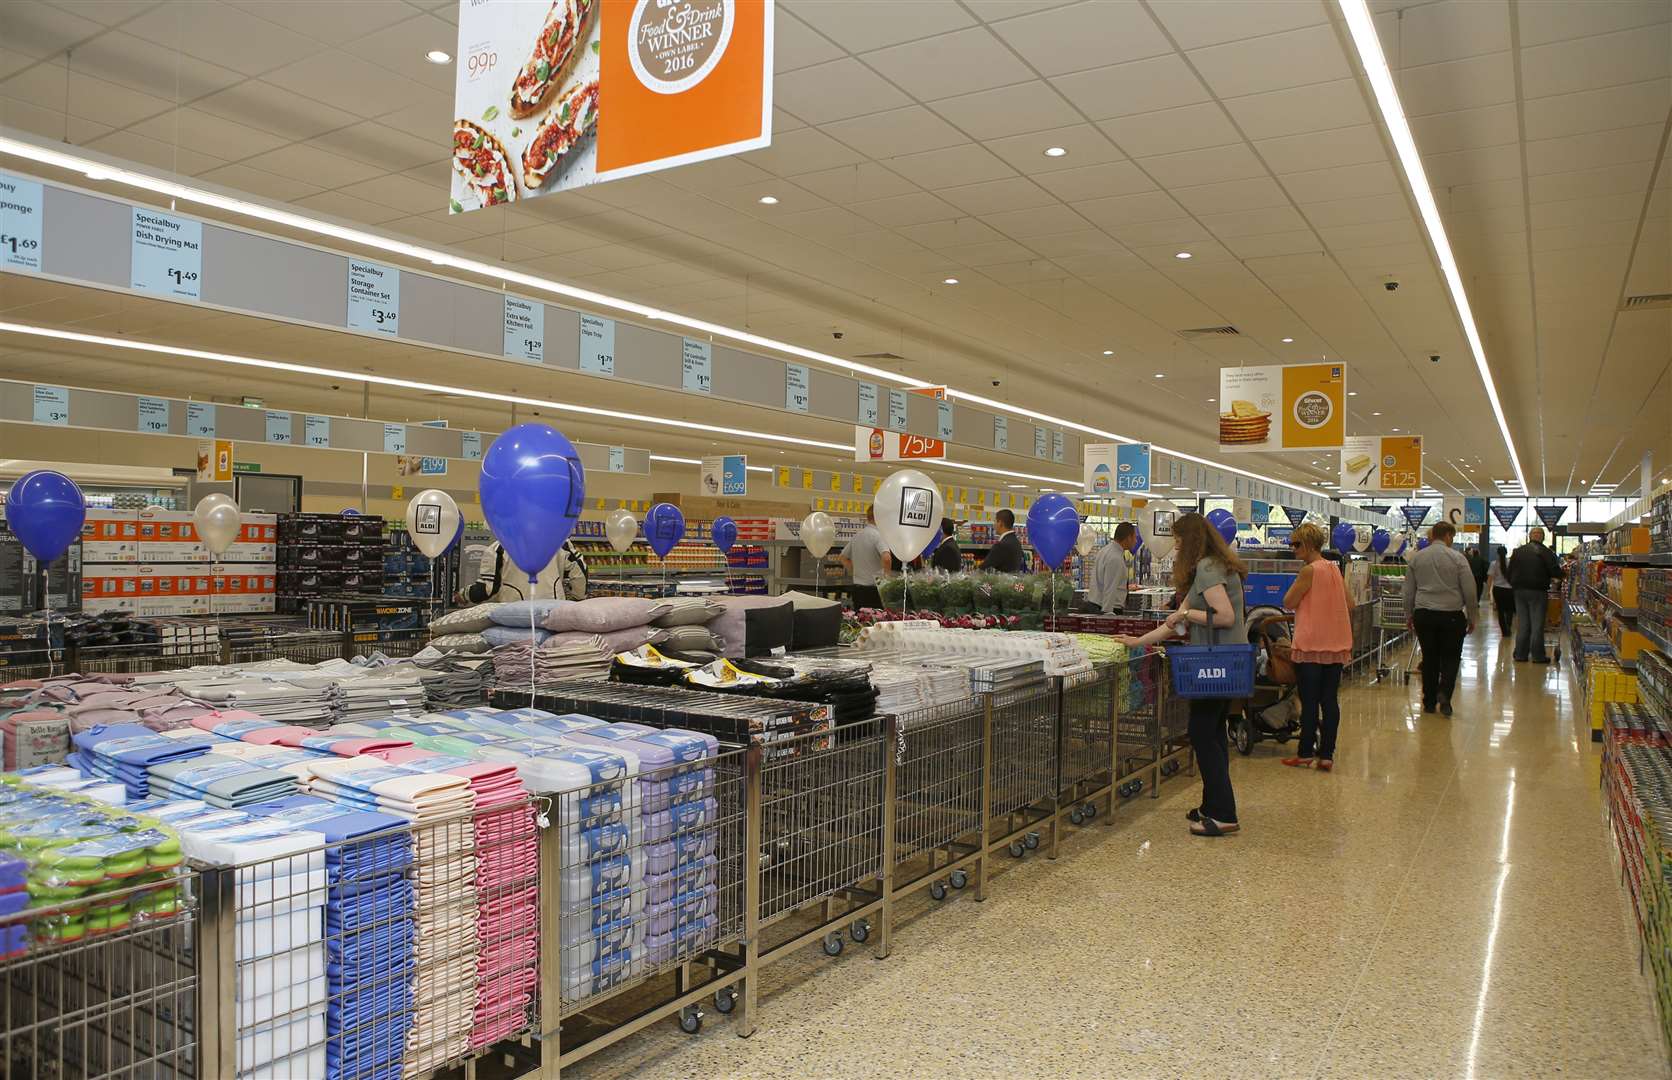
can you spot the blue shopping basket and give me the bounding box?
[1167,625,1256,699]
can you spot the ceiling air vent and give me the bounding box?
[1178,325,1240,338]
[854,352,907,361]
[1622,293,1672,310]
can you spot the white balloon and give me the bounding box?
[1075,523,1098,557]
[404,489,461,560]
[604,509,639,553]
[800,512,837,559]
[1140,498,1180,562]
[192,493,241,557]
[1353,524,1373,552]
[873,469,945,563]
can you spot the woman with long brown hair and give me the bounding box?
[1118,512,1248,836]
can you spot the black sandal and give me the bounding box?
[1190,816,1239,837]
[1186,807,1202,823]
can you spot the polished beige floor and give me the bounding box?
[567,620,1668,1079]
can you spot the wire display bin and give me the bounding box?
[986,681,1060,860]
[1057,668,1115,826]
[886,699,985,914]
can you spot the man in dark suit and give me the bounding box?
[930,518,962,572]
[982,509,1026,572]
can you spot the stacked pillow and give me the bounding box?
[542,597,727,658]
[426,604,501,654]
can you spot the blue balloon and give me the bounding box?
[478,422,586,582]
[340,508,361,516]
[1331,522,1357,552]
[1205,508,1237,543]
[711,516,738,555]
[920,527,944,561]
[4,470,86,564]
[1371,528,1391,554]
[1417,537,1430,550]
[646,503,686,559]
[1026,494,1080,569]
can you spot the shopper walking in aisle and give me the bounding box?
[1508,526,1564,663]
[1488,544,1515,635]
[1402,521,1475,716]
[930,518,962,573]
[839,506,888,611]
[1117,512,1246,837]
[1467,544,1489,602]
[1279,523,1353,772]
[1089,523,1138,614]
[982,509,1025,572]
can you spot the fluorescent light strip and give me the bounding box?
[1335,1,1527,492]
[0,133,1322,509]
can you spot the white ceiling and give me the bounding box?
[1,0,1668,497]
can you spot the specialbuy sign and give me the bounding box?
[451,0,773,212]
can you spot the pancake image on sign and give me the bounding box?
[1218,398,1271,445]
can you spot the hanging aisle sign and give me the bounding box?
[1218,362,1345,452]
[854,426,944,463]
[701,454,746,496]
[1340,434,1422,492]
[347,260,399,334]
[450,0,773,212]
[0,172,44,271]
[1034,427,1048,459]
[1491,504,1522,529]
[305,415,331,447]
[1534,505,1569,530]
[1083,444,1118,494]
[682,338,712,393]
[31,385,67,426]
[130,208,202,299]
[1400,504,1431,529]
[784,363,809,412]
[1463,497,1487,526]
[887,389,907,431]
[857,382,878,425]
[1283,507,1308,527]
[137,397,171,434]
[579,314,615,375]
[503,296,543,362]
[993,415,1008,451]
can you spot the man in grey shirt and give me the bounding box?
[1402,521,1476,716]
[839,507,888,610]
[1089,523,1138,613]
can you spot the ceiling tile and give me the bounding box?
[1298,192,1410,228]
[851,190,962,227]
[899,217,1005,248]
[980,203,1088,238]
[1256,125,1388,174]
[1051,54,1210,120]
[263,50,436,119]
[862,27,1035,101]
[1517,0,1671,48]
[1370,0,1509,67]
[989,0,1170,76]
[1197,205,1310,237]
[1073,190,1188,229]
[1220,78,1371,140]
[126,108,294,162]
[1281,160,1400,203]
[1528,161,1656,204]
[1224,230,1322,259]
[822,105,970,158]
[1026,229,1130,257]
[1396,52,1516,117]
[1407,103,1518,155]
[964,0,1081,21]
[333,12,457,92]
[1420,143,1523,187]
[1521,79,1672,142]
[244,143,387,188]
[772,9,845,73]
[984,123,1125,175]
[773,57,913,124]
[122,1,321,78]
[58,31,246,102]
[1135,143,1266,188]
[1171,176,1291,216]
[83,128,227,176]
[1317,219,1422,250]
[339,172,450,216]
[886,143,1017,188]
[928,79,1082,140]
[940,238,1041,266]
[1524,124,1667,176]
[1097,102,1241,158]
[793,162,921,204]
[1521,26,1672,99]
[4,62,175,128]
[1185,23,1350,99]
[938,176,1059,215]
[743,126,865,175]
[786,0,975,53]
[226,1,415,42]
[310,121,442,174]
[194,162,324,203]
[1034,160,1158,202]
[293,188,411,226]
[0,2,103,60]
[1107,216,1214,247]
[1152,0,1328,51]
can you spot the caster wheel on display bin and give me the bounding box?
[949,869,968,890]
[850,919,871,944]
[930,879,949,901]
[1084,801,1098,819]
[1023,831,1040,850]
[823,932,844,957]
[680,1006,703,1035]
[1008,840,1025,858]
[713,988,736,1014]
[1130,778,1144,796]
[1070,807,1085,826]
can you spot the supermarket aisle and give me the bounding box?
[565,621,1667,1079]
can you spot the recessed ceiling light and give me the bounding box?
[1391,427,1401,432]
[1372,411,1382,416]
[943,277,959,285]
[1174,251,1193,260]
[1043,146,1068,158]
[1207,398,1216,402]
[1281,337,1294,343]
[757,195,778,205]
[1101,350,1113,356]
[1153,373,1165,379]
[1347,391,1357,396]
[425,49,452,64]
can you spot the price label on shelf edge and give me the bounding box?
[130,207,202,299]
[136,396,171,434]
[579,315,615,377]
[31,385,67,426]
[502,296,543,363]
[304,414,330,447]
[347,260,400,335]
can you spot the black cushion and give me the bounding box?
[743,600,795,658]
[792,604,842,650]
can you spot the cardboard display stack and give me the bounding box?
[79,509,274,617]
[0,517,82,616]
[277,514,387,615]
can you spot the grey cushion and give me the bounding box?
[489,598,570,628]
[778,590,842,611]
[544,626,661,654]
[659,625,723,652]
[430,604,500,634]
[428,633,490,653]
[651,597,724,627]
[544,597,673,633]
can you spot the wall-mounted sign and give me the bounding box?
[186,402,215,438]
[305,415,331,448]
[682,338,712,393]
[1218,362,1346,452]
[137,397,171,434]
[579,314,615,376]
[857,382,878,425]
[503,296,543,362]
[264,410,292,444]
[130,208,201,299]
[785,363,809,412]
[347,260,399,334]
[0,172,43,272]
[450,0,773,212]
[887,389,907,431]
[993,415,1008,451]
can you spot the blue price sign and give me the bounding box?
[461,431,482,460]
[264,410,293,444]
[0,172,44,272]
[32,385,68,426]
[186,402,215,438]
[382,423,407,454]
[1115,443,1150,492]
[136,397,171,434]
[419,457,447,476]
[785,363,810,413]
[304,415,331,447]
[131,208,201,298]
[887,389,907,431]
[857,382,878,425]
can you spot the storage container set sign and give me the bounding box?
[451,0,773,212]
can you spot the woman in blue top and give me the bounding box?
[1119,512,1247,837]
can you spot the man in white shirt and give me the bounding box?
[838,507,889,610]
[1089,523,1138,613]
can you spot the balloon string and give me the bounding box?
[42,575,53,680]
[529,584,537,704]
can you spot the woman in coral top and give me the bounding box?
[1281,523,1354,771]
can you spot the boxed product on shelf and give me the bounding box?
[80,509,276,564]
[80,564,276,617]
[0,526,82,615]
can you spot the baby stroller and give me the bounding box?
[1230,606,1301,755]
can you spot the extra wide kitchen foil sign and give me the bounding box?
[1216,363,1346,453]
[451,0,774,212]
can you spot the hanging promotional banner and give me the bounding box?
[1218,362,1345,452]
[1464,497,1487,526]
[1083,444,1118,495]
[1400,504,1431,529]
[196,440,232,482]
[1339,434,1422,491]
[701,454,746,496]
[1251,501,1270,525]
[1283,506,1309,527]
[1363,503,1390,516]
[854,426,944,463]
[451,0,773,213]
[1491,504,1522,529]
[1534,504,1569,530]
[1115,443,1150,492]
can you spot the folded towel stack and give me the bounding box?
[147,753,298,809]
[71,724,216,800]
